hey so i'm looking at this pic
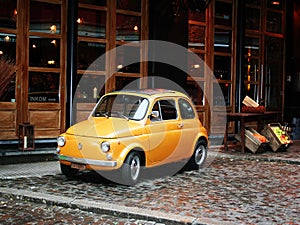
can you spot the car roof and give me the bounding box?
[107,89,188,98]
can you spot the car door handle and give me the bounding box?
[178,123,184,128]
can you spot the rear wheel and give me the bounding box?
[186,139,207,170]
[60,163,79,177]
[121,152,141,185]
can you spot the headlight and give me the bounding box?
[57,136,66,147]
[101,141,110,152]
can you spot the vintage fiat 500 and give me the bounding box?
[56,89,208,185]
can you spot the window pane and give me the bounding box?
[188,52,204,77]
[188,24,205,50]
[116,45,140,73]
[0,0,17,29]
[76,74,105,102]
[30,1,61,34]
[0,33,16,61]
[214,29,231,53]
[79,0,106,6]
[0,58,15,102]
[116,76,140,90]
[267,0,282,10]
[214,56,231,80]
[188,10,205,22]
[243,58,259,82]
[245,0,261,5]
[245,7,260,30]
[117,14,141,42]
[29,37,60,68]
[213,83,230,106]
[117,0,141,12]
[28,72,59,103]
[244,37,260,57]
[215,1,232,27]
[179,98,195,119]
[78,8,106,38]
[266,12,282,34]
[78,42,106,70]
[186,79,204,106]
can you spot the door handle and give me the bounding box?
[178,123,184,129]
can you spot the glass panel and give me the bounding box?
[116,14,141,42]
[78,8,106,38]
[188,24,205,50]
[76,74,105,102]
[245,7,260,30]
[214,56,231,80]
[0,0,17,29]
[28,72,60,103]
[214,29,231,53]
[245,0,261,5]
[117,0,141,12]
[186,79,204,106]
[116,45,140,73]
[213,83,230,106]
[244,83,259,102]
[188,52,204,77]
[188,10,205,22]
[0,57,15,102]
[266,11,282,34]
[30,1,61,34]
[79,0,106,6]
[0,33,16,61]
[29,37,60,68]
[215,1,232,27]
[116,76,139,90]
[267,0,282,10]
[243,58,259,82]
[244,37,260,57]
[78,42,106,70]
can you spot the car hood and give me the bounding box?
[66,117,144,138]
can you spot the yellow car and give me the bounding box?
[56,89,208,185]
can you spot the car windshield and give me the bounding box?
[93,94,149,121]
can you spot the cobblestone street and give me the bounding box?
[0,142,300,225]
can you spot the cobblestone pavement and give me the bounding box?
[0,142,300,225]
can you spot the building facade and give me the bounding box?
[0,0,291,142]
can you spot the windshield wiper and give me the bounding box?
[95,111,109,118]
[114,112,129,121]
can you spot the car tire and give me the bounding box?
[60,163,79,177]
[186,139,207,170]
[121,151,141,186]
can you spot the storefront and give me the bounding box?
[0,0,288,143]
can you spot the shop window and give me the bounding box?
[28,72,60,103]
[213,83,230,106]
[79,0,106,6]
[78,8,106,38]
[266,11,282,34]
[116,45,140,73]
[188,52,204,77]
[188,24,205,50]
[116,14,141,42]
[215,1,232,27]
[116,76,140,90]
[0,57,15,102]
[76,74,105,102]
[244,37,260,57]
[29,37,60,68]
[245,0,261,6]
[186,79,204,106]
[214,56,231,81]
[30,1,61,34]
[0,33,16,61]
[117,0,141,12]
[78,42,106,70]
[0,0,17,29]
[214,29,231,53]
[267,0,282,10]
[188,10,206,22]
[245,7,261,31]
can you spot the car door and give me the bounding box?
[147,98,182,165]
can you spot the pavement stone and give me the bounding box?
[0,141,299,225]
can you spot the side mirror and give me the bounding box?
[150,111,159,118]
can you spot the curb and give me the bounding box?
[0,187,226,225]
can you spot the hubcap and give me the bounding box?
[130,155,140,181]
[195,145,206,165]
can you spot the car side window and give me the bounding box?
[160,99,177,120]
[178,98,195,119]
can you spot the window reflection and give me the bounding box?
[244,37,260,57]
[116,76,139,90]
[29,37,60,68]
[188,10,206,22]
[215,1,232,27]
[28,72,59,102]
[78,42,106,70]
[0,33,16,61]
[266,12,282,34]
[78,8,106,38]
[116,45,140,73]
[186,79,204,106]
[245,7,260,30]
[214,29,231,53]
[116,14,141,42]
[76,74,105,102]
[0,57,15,102]
[117,0,141,12]
[30,1,61,34]
[214,56,231,80]
[213,83,230,106]
[188,24,205,50]
[0,0,17,29]
[188,52,204,77]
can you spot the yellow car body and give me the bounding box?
[56,89,208,185]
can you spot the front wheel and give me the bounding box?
[186,140,207,170]
[121,152,141,186]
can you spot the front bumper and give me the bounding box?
[56,154,117,167]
